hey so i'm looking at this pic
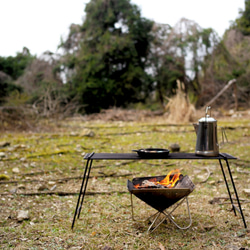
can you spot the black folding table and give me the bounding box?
[71,152,247,229]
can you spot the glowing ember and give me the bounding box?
[134,169,181,189]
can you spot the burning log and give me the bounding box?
[133,169,187,189]
[139,180,167,189]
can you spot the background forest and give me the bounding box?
[1,0,250,124]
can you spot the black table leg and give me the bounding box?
[219,157,247,228]
[77,158,93,219]
[71,152,94,230]
[219,159,236,215]
[224,158,247,228]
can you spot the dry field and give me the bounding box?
[0,109,250,249]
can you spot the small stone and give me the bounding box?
[81,129,95,137]
[208,180,216,185]
[48,181,56,185]
[12,167,20,174]
[243,189,250,197]
[37,184,49,191]
[17,210,30,222]
[17,184,26,190]
[203,225,215,231]
[0,152,6,158]
[30,162,36,168]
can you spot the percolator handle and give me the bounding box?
[205,106,211,116]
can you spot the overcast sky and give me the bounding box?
[0,0,245,57]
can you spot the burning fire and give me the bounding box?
[158,169,181,188]
[134,169,181,189]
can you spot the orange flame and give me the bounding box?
[134,169,181,189]
[158,169,181,188]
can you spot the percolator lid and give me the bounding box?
[199,115,217,122]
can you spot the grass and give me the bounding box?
[0,114,249,249]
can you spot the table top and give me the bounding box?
[84,152,236,160]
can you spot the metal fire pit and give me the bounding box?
[127,175,195,232]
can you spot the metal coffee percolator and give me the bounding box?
[193,106,219,156]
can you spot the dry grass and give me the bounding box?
[0,111,249,249]
[165,81,196,123]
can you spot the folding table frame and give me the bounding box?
[71,152,247,230]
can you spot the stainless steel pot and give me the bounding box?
[193,106,219,156]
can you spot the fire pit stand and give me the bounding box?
[129,190,193,232]
[127,174,195,232]
[71,152,247,230]
[144,197,191,232]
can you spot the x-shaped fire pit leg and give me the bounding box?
[130,194,192,233]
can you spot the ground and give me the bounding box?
[0,108,249,249]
